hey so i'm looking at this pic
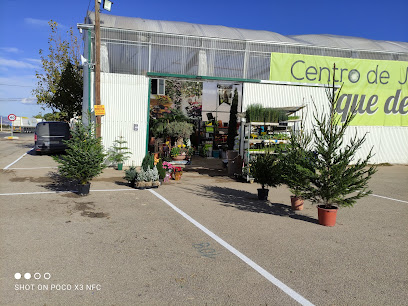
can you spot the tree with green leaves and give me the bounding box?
[33,20,82,121]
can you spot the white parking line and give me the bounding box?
[0,189,139,196]
[3,148,33,170]
[371,194,408,204]
[148,189,314,306]
[8,167,58,170]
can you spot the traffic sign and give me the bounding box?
[8,114,16,121]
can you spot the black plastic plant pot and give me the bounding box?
[78,183,91,196]
[257,188,269,200]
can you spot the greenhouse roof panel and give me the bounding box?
[86,12,408,54]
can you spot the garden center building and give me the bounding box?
[77,13,408,166]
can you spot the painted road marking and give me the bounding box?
[8,167,58,170]
[0,189,139,196]
[3,149,33,170]
[370,194,408,204]
[148,189,314,306]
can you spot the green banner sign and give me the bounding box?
[270,52,408,126]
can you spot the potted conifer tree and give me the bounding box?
[281,129,314,210]
[250,152,282,200]
[108,136,131,170]
[300,64,377,226]
[53,121,106,195]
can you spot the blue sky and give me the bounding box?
[0,0,407,118]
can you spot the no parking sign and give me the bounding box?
[8,114,16,121]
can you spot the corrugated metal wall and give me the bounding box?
[243,83,408,164]
[100,73,149,166]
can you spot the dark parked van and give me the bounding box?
[34,121,70,154]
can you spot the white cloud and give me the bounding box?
[25,58,42,65]
[24,18,49,27]
[0,47,20,53]
[21,97,37,104]
[0,57,38,69]
[24,18,67,29]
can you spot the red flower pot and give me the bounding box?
[317,205,338,226]
[290,196,304,210]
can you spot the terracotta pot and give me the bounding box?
[317,205,338,226]
[172,155,186,161]
[173,172,182,181]
[290,196,304,210]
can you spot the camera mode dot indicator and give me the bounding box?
[14,273,21,280]
[24,273,31,280]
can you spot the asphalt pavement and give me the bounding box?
[0,135,407,305]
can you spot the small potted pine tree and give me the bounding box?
[281,129,314,210]
[301,64,377,226]
[108,136,131,170]
[250,151,282,200]
[53,120,106,195]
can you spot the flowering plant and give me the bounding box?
[170,144,188,157]
[162,161,174,171]
[173,166,183,173]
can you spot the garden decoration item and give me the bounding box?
[301,64,376,226]
[151,166,160,188]
[108,136,131,170]
[53,120,106,196]
[281,128,314,211]
[250,151,282,200]
[172,166,183,181]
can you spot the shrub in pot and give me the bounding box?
[302,67,377,226]
[53,120,106,195]
[250,151,282,200]
[107,136,131,170]
[124,165,137,188]
[281,130,314,210]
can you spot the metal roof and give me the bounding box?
[85,12,408,54]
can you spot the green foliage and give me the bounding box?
[281,130,315,197]
[107,136,132,164]
[53,121,106,185]
[156,159,166,179]
[300,73,377,208]
[141,154,155,171]
[33,20,82,120]
[150,108,190,138]
[166,121,194,140]
[250,152,282,190]
[165,80,203,109]
[124,166,137,184]
[50,61,83,121]
[227,88,239,150]
[246,104,288,123]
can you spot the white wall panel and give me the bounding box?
[100,73,149,166]
[243,83,408,164]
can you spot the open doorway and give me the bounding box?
[148,78,242,163]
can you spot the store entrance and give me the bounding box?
[148,77,242,167]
